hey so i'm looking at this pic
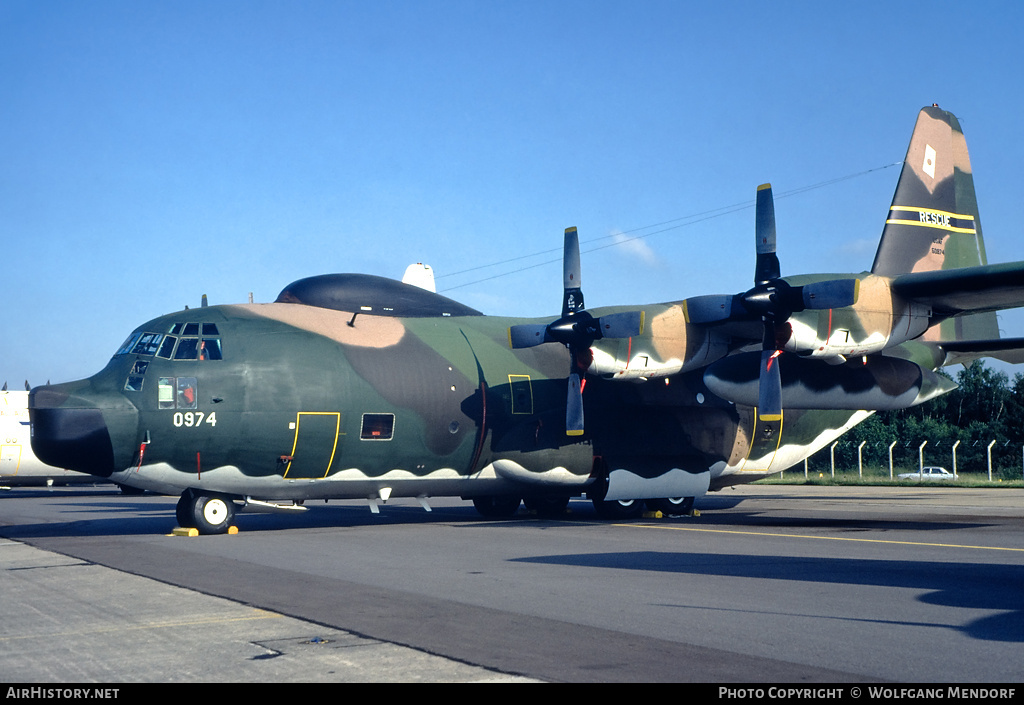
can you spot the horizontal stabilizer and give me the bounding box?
[891,261,1024,317]
[938,337,1024,365]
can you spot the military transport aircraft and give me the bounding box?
[28,106,1024,533]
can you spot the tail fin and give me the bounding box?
[872,105,998,341]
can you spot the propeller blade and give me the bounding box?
[566,372,584,436]
[508,323,552,349]
[754,183,780,285]
[758,348,783,422]
[595,310,644,339]
[800,278,860,310]
[562,227,584,317]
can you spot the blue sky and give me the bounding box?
[3,1,1024,386]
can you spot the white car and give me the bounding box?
[898,466,956,480]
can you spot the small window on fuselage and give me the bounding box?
[158,378,175,409]
[360,413,395,441]
[176,377,198,410]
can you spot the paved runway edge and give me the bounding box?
[19,534,867,683]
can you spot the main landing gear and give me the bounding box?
[646,496,696,516]
[470,493,696,520]
[176,489,237,534]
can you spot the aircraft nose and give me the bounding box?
[29,380,139,477]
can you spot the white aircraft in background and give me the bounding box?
[1,387,107,488]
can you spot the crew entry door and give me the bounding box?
[284,412,342,479]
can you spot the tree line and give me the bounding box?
[804,360,1024,480]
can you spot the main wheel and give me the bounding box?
[191,493,236,534]
[647,497,695,516]
[592,497,646,520]
[472,495,521,519]
[523,494,571,517]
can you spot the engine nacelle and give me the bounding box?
[784,276,932,360]
[704,352,956,411]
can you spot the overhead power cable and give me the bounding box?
[437,161,901,293]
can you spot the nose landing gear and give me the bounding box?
[175,489,237,534]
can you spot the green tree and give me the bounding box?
[836,360,1021,476]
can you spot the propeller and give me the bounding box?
[753,183,785,422]
[509,227,644,436]
[685,184,860,421]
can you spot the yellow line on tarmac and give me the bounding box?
[617,523,1024,553]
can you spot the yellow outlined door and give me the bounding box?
[738,412,784,473]
[284,412,342,479]
[1,443,22,477]
[508,375,534,415]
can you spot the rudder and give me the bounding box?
[872,106,997,340]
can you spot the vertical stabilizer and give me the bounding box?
[872,106,997,340]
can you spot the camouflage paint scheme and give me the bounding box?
[28,107,1024,532]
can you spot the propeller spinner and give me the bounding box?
[686,184,860,421]
[508,227,644,436]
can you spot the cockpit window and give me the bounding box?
[159,376,199,410]
[130,333,163,356]
[200,338,222,360]
[121,323,223,360]
[176,377,198,409]
[156,336,177,359]
[173,338,201,360]
[115,332,142,356]
[115,331,165,357]
[124,360,149,392]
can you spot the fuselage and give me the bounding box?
[24,106,1014,524]
[28,278,888,505]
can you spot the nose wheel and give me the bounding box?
[176,490,237,534]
